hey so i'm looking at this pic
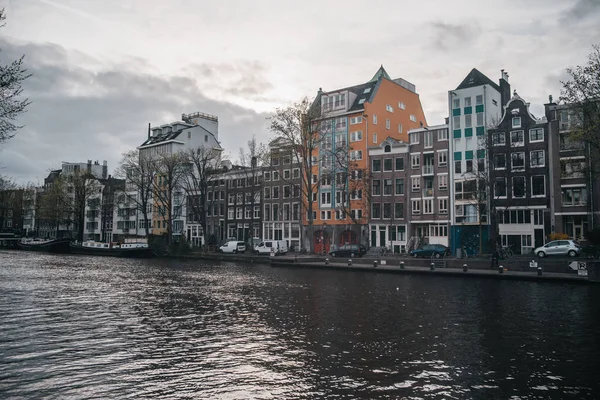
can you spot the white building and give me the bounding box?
[448,69,509,254]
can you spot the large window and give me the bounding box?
[492,132,506,146]
[372,159,381,172]
[411,154,420,169]
[510,130,524,147]
[423,199,433,214]
[512,176,525,198]
[411,177,421,191]
[372,203,381,218]
[395,157,404,171]
[438,150,448,166]
[424,131,433,148]
[439,198,448,214]
[383,179,393,195]
[394,203,404,218]
[530,150,545,167]
[495,177,507,197]
[494,153,506,169]
[372,179,381,196]
[395,179,404,195]
[531,176,545,197]
[562,187,587,206]
[438,174,448,190]
[511,152,525,170]
[383,203,392,219]
[410,132,420,144]
[530,128,544,142]
[383,158,393,171]
[411,199,421,214]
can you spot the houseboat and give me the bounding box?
[18,238,72,253]
[69,241,154,258]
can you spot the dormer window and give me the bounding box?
[363,88,371,94]
[384,145,391,153]
[512,117,521,128]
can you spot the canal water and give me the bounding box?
[1,250,599,399]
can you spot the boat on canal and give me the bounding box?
[69,240,154,258]
[18,238,72,253]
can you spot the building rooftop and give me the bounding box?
[455,68,501,92]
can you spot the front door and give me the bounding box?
[371,229,377,247]
[534,229,544,249]
[379,228,386,248]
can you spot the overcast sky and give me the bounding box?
[1,0,599,183]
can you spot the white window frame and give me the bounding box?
[438,198,448,214]
[438,174,448,190]
[510,130,525,147]
[350,131,363,142]
[410,132,419,144]
[398,102,406,110]
[512,176,526,198]
[437,129,448,141]
[411,199,421,215]
[511,152,525,171]
[373,114,378,125]
[386,119,390,129]
[438,150,448,166]
[350,116,362,125]
[410,114,417,122]
[531,175,546,198]
[529,128,544,143]
[411,154,420,169]
[530,150,545,167]
[512,117,521,128]
[398,123,403,133]
[423,199,433,214]
[386,104,393,112]
[411,176,421,191]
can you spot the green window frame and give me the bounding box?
[464,106,472,115]
[475,104,484,113]
[453,129,461,138]
[454,151,462,161]
[452,108,461,116]
[476,126,485,136]
[477,149,486,159]
[465,128,473,137]
[465,151,474,160]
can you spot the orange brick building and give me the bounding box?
[304,66,427,253]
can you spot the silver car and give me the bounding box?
[534,240,581,258]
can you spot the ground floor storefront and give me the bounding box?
[263,222,301,251]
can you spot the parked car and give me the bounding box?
[328,244,367,258]
[254,240,288,255]
[219,241,246,254]
[534,240,581,258]
[410,244,450,259]
[581,244,600,259]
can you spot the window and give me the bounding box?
[273,171,280,181]
[283,169,291,179]
[494,154,506,169]
[372,159,381,172]
[410,132,419,144]
[395,203,404,218]
[453,98,460,109]
[411,177,421,191]
[351,209,363,219]
[512,117,521,128]
[562,187,587,206]
[438,129,448,141]
[264,171,271,181]
[350,150,363,160]
[273,186,280,199]
[351,189,363,200]
[439,198,448,214]
[453,116,461,129]
[455,159,462,174]
[512,176,525,198]
[350,131,363,142]
[424,131,433,147]
[383,158,393,171]
[372,179,381,196]
[412,199,421,214]
[321,210,331,220]
[465,114,472,128]
[439,175,448,190]
[411,154,420,168]
[464,97,472,107]
[531,176,545,197]
[373,133,378,143]
[311,174,317,184]
[476,113,484,126]
[284,185,291,198]
[398,102,406,110]
[386,119,390,129]
[386,104,393,112]
[264,187,271,199]
[205,134,208,142]
[293,168,300,178]
[383,203,392,219]
[398,123,403,133]
[530,128,544,142]
[510,130,524,147]
[272,157,280,166]
[395,157,404,171]
[492,132,506,146]
[477,151,486,173]
[466,159,473,173]
[395,178,404,195]
[561,159,586,178]
[495,177,507,197]
[371,203,381,219]
[423,199,433,214]
[383,179,392,195]
[334,117,347,130]
[410,114,417,122]
[438,150,448,166]
[321,191,331,206]
[373,114,378,124]
[530,150,545,167]
[476,95,483,105]
[511,152,525,170]
[350,116,362,125]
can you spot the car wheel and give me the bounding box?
[435,252,441,259]
[331,252,336,257]
[537,251,546,258]
[568,250,577,257]
[233,250,237,254]
[413,253,418,258]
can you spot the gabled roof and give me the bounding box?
[455,68,500,92]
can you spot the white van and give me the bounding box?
[219,241,246,254]
[254,240,288,255]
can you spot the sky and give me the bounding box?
[1,0,599,184]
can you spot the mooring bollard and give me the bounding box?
[400,261,405,270]
[537,266,542,276]
[499,265,504,274]
[430,262,435,271]
[373,260,378,268]
[348,259,352,266]
[463,263,468,272]
[325,258,329,265]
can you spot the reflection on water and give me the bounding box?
[1,250,599,399]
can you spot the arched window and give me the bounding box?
[384,145,391,153]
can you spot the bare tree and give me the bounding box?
[181,146,224,245]
[0,9,31,147]
[152,152,186,246]
[0,175,16,230]
[560,44,600,152]
[238,136,268,243]
[37,175,70,238]
[115,150,157,238]
[269,98,324,252]
[68,170,102,242]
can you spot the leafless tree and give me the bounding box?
[152,152,186,246]
[238,136,268,242]
[68,170,102,242]
[0,9,31,147]
[115,150,157,238]
[269,97,324,252]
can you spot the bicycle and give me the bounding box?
[461,246,469,259]
[497,245,514,259]
[380,247,392,257]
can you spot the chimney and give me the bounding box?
[148,123,151,139]
[499,69,511,107]
[445,117,449,125]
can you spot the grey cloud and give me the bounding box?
[430,21,481,51]
[563,0,600,22]
[185,61,274,98]
[0,38,272,183]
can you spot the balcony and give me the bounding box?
[423,188,434,198]
[422,165,434,175]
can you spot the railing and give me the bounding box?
[423,188,434,197]
[422,165,434,175]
